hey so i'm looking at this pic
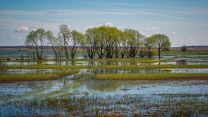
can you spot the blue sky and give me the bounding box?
[0,0,208,46]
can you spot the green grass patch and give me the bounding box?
[98,64,208,69]
[0,70,78,82]
[93,73,208,80]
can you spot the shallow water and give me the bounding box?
[1,52,208,116]
[0,73,208,116]
[2,67,208,75]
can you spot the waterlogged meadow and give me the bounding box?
[0,75,208,116]
[0,49,208,116]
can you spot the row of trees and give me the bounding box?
[25,25,171,60]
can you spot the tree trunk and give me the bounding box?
[158,48,161,60]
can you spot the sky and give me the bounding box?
[0,0,208,47]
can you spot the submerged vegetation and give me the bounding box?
[2,94,208,116]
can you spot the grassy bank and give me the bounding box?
[94,73,208,80]
[0,70,78,82]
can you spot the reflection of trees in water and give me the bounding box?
[37,61,44,65]
[71,61,75,66]
[86,80,121,92]
[86,80,144,92]
[88,61,95,66]
[55,61,62,66]
[27,81,51,90]
[91,68,160,74]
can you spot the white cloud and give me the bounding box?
[171,32,176,35]
[100,22,114,27]
[11,35,23,40]
[14,26,29,33]
[118,25,127,30]
[184,36,193,39]
[144,26,159,31]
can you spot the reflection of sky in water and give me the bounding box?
[5,57,208,66]
[0,73,208,104]
[3,68,208,75]
[0,74,208,116]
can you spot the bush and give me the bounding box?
[180,45,187,52]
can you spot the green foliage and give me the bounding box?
[47,30,63,60]
[59,25,71,59]
[70,30,84,59]
[25,28,51,60]
[124,29,144,58]
[82,27,98,59]
[151,34,171,60]
[24,25,174,60]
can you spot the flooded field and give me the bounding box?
[0,49,208,116]
[0,74,208,116]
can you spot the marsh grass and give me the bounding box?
[5,94,207,116]
[0,70,78,82]
[93,73,208,80]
